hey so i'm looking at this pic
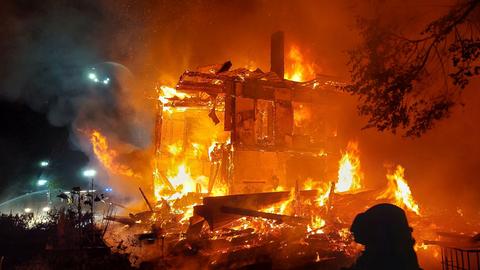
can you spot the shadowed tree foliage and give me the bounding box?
[346,0,480,137]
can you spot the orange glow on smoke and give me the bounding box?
[284,45,316,82]
[335,141,363,193]
[90,130,136,177]
[378,165,420,215]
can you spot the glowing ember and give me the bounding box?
[262,188,296,215]
[378,165,420,215]
[90,130,136,177]
[308,216,326,234]
[284,45,316,82]
[335,141,363,193]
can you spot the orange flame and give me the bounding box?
[284,45,316,82]
[378,165,420,215]
[158,85,190,104]
[307,216,326,234]
[335,141,363,193]
[167,142,183,156]
[154,141,229,201]
[90,130,136,177]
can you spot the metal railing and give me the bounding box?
[441,246,480,270]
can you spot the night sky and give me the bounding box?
[0,0,139,201]
[0,100,88,200]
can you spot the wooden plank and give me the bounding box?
[203,190,317,209]
[221,206,308,224]
[224,83,234,131]
[194,190,317,230]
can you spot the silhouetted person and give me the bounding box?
[345,203,422,270]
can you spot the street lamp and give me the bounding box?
[39,160,49,167]
[82,169,97,178]
[82,168,97,227]
[37,179,48,186]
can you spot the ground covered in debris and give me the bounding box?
[105,216,358,270]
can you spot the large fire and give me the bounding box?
[90,130,137,177]
[284,45,316,82]
[335,141,363,193]
[378,165,421,215]
[153,86,230,203]
[90,33,450,270]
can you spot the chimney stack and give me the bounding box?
[270,31,284,79]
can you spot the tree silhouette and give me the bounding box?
[346,0,480,137]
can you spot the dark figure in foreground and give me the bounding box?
[344,203,422,270]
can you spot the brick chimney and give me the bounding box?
[270,31,284,79]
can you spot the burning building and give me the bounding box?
[96,32,475,270]
[154,31,345,200]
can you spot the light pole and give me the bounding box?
[82,169,96,178]
[37,179,48,187]
[82,168,96,226]
[36,178,51,208]
[37,159,51,208]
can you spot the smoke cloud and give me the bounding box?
[0,1,154,177]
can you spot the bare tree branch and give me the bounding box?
[345,0,480,137]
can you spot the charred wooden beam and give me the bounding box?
[203,190,316,209]
[139,187,154,212]
[104,216,136,226]
[159,171,175,191]
[242,181,266,184]
[193,190,317,230]
[221,206,308,225]
[186,215,205,240]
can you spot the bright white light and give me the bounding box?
[88,72,97,80]
[24,208,32,213]
[83,169,97,178]
[42,206,50,212]
[102,78,110,85]
[40,161,49,167]
[37,179,48,186]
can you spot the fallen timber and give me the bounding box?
[191,190,318,231]
[103,189,380,269]
[221,206,309,224]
